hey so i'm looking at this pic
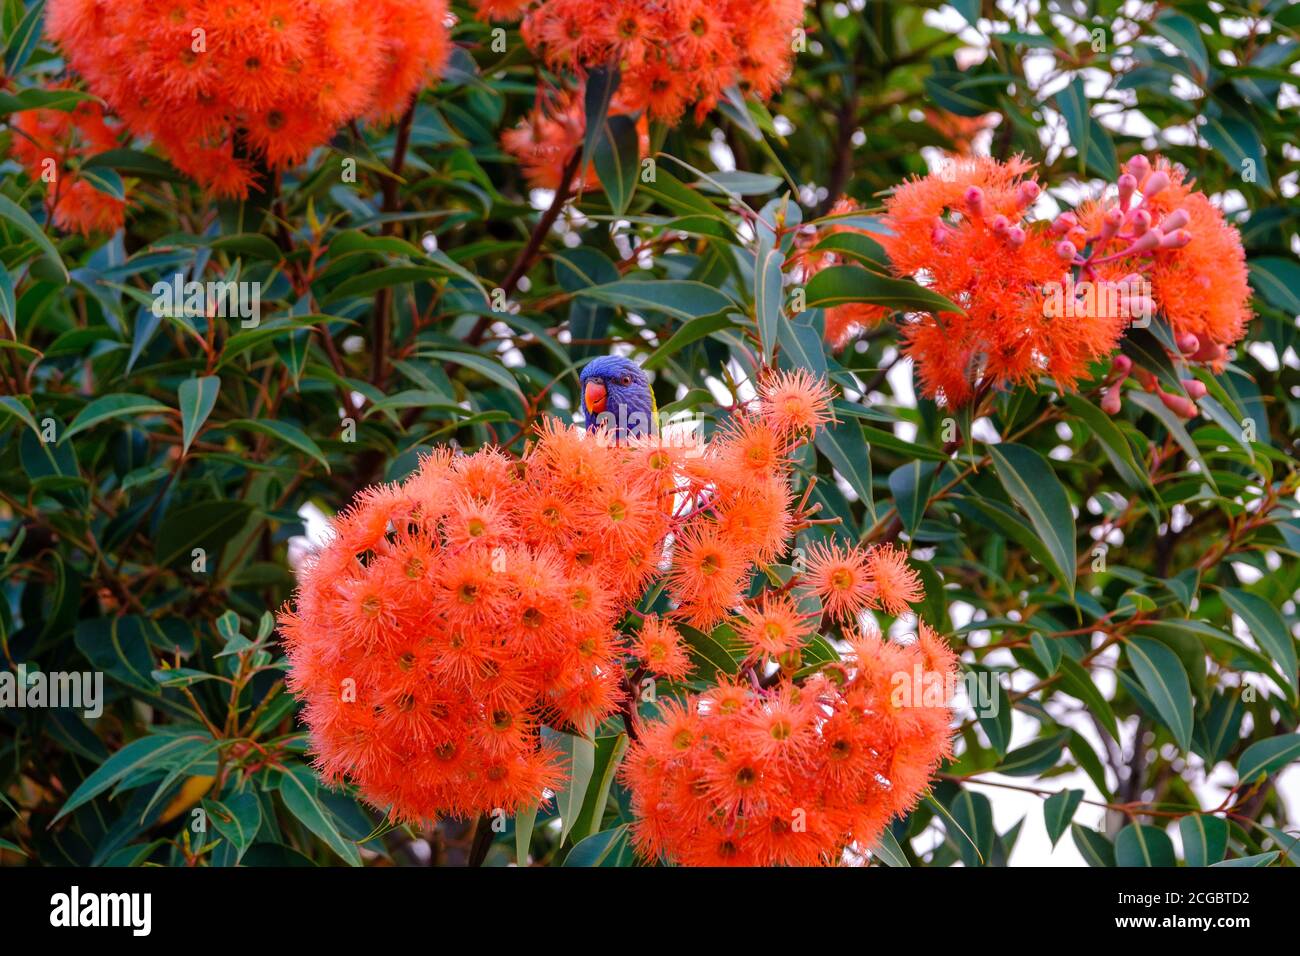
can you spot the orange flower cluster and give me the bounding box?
[621,626,958,866]
[813,155,1253,410]
[1076,155,1252,370]
[478,0,804,161]
[501,86,649,191]
[47,0,452,197]
[10,97,125,236]
[877,156,1125,406]
[281,369,836,823]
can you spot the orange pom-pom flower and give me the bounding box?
[46,0,453,197]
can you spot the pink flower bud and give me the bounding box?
[1176,333,1200,355]
[1128,209,1152,236]
[991,214,1010,235]
[964,186,984,216]
[1100,207,1124,243]
[1118,173,1137,210]
[1006,225,1026,247]
[1125,228,1163,256]
[1160,209,1189,232]
[1055,240,1077,261]
[1126,154,1151,185]
[1142,171,1169,200]
[1157,387,1198,419]
[1181,378,1208,400]
[1016,180,1041,208]
[1112,354,1132,377]
[1051,212,1078,236]
[1160,229,1192,249]
[1191,339,1227,364]
[1101,387,1123,415]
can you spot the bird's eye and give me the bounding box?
[620,376,631,386]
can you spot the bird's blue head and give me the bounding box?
[579,355,656,439]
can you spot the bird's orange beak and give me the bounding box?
[584,379,607,415]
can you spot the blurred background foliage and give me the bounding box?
[1,0,1298,866]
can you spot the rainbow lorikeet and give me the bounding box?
[579,355,657,439]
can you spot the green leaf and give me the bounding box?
[1249,257,1300,315]
[997,734,1066,776]
[178,376,220,455]
[82,148,187,182]
[754,231,785,365]
[563,825,630,867]
[80,167,126,202]
[591,113,638,215]
[1236,733,1300,783]
[1115,823,1176,867]
[1057,657,1120,743]
[54,732,213,822]
[0,193,68,282]
[1126,637,1193,751]
[811,231,889,272]
[803,264,961,314]
[203,792,262,864]
[1071,824,1115,867]
[0,86,94,114]
[574,279,734,322]
[211,232,283,261]
[277,765,363,867]
[325,265,449,302]
[0,261,14,335]
[514,801,538,866]
[1153,10,1209,78]
[987,443,1077,597]
[948,789,993,867]
[641,313,736,371]
[421,349,525,404]
[816,420,873,519]
[63,393,171,442]
[225,418,330,471]
[580,66,620,170]
[869,828,910,867]
[1211,852,1279,867]
[569,733,629,842]
[696,171,783,196]
[678,623,741,676]
[887,461,938,536]
[1202,111,1271,191]
[1179,814,1227,867]
[3,0,43,75]
[1043,789,1084,848]
[153,499,255,568]
[1219,588,1298,701]
[1054,76,1117,179]
[0,395,39,435]
[558,729,596,845]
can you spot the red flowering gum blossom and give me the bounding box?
[479,0,805,124]
[620,625,959,866]
[877,156,1128,406]
[46,0,452,197]
[279,371,835,823]
[10,96,126,235]
[1077,157,1253,365]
